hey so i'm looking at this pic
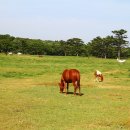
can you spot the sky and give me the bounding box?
[0,0,130,43]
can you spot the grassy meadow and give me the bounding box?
[0,54,130,130]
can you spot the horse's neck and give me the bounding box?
[61,77,65,84]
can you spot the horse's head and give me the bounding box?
[58,82,64,93]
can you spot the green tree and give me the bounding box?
[0,34,15,54]
[88,37,104,58]
[112,29,128,59]
[59,40,68,56]
[12,38,29,54]
[66,38,84,56]
[102,36,115,58]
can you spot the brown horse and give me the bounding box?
[59,69,81,95]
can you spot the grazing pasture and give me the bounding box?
[0,54,130,130]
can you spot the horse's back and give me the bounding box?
[62,69,80,83]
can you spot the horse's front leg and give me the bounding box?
[67,83,69,94]
[95,76,99,82]
[63,82,67,94]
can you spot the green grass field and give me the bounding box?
[0,54,130,130]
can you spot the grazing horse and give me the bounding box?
[94,70,103,82]
[59,69,81,95]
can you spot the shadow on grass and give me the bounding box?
[61,92,84,96]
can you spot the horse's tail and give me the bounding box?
[77,79,80,88]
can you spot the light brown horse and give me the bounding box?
[94,70,103,82]
[59,69,81,95]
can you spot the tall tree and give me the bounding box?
[102,36,115,58]
[59,40,68,56]
[88,37,104,58]
[0,34,15,54]
[112,29,128,59]
[66,38,84,56]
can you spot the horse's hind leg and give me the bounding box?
[77,81,81,95]
[73,82,77,95]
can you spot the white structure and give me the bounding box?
[8,52,13,55]
[17,52,22,55]
[117,58,126,63]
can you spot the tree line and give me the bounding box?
[0,29,129,58]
